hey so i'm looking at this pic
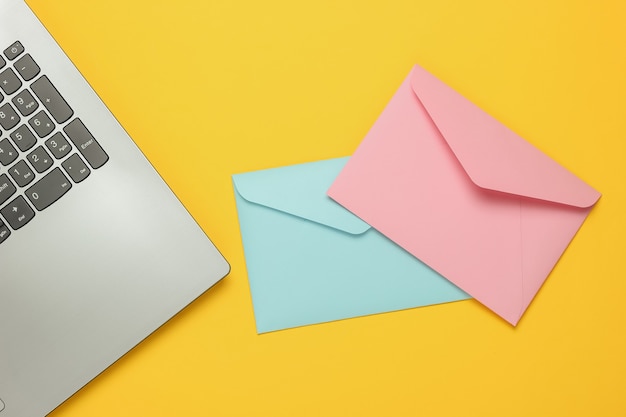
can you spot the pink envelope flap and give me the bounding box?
[409,65,601,208]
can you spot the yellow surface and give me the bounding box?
[22,0,625,415]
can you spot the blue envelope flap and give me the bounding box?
[233,158,371,235]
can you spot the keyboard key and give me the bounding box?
[0,102,19,130]
[45,132,72,159]
[0,138,18,165]
[62,153,90,183]
[0,221,10,244]
[14,54,40,81]
[29,110,54,137]
[0,68,21,95]
[0,173,17,205]
[1,195,35,230]
[9,159,35,187]
[64,119,108,169]
[3,41,24,60]
[31,76,73,124]
[12,89,39,116]
[0,55,5,70]
[27,146,53,173]
[25,167,72,211]
[10,124,37,151]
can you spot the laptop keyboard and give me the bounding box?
[0,41,108,244]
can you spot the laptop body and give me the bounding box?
[0,1,230,416]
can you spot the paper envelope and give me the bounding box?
[328,65,601,326]
[233,158,469,333]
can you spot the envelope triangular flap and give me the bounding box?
[233,158,371,235]
[409,65,600,208]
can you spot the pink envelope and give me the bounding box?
[328,65,601,325]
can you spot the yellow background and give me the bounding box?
[22,0,626,415]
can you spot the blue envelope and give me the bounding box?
[232,157,469,333]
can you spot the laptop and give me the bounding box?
[0,1,230,415]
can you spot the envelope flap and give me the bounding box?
[233,158,371,235]
[409,65,601,208]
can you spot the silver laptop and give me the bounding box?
[0,1,230,415]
